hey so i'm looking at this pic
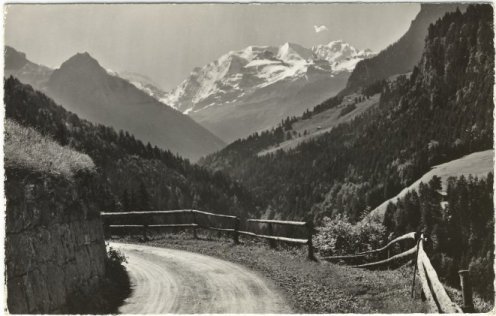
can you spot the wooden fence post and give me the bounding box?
[142,224,148,242]
[102,218,110,239]
[411,234,422,298]
[233,217,240,244]
[268,223,276,249]
[458,269,474,312]
[192,210,198,239]
[306,221,315,260]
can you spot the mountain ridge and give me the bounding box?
[163,40,375,142]
[5,46,53,90]
[344,3,465,93]
[5,46,226,161]
[200,4,494,223]
[47,51,226,161]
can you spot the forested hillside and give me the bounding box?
[383,173,494,300]
[5,77,255,217]
[201,5,494,223]
[344,3,462,93]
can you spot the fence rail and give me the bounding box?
[322,231,468,313]
[101,209,314,259]
[246,219,307,226]
[416,235,463,313]
[321,231,416,263]
[353,245,418,269]
[102,210,191,216]
[103,211,473,312]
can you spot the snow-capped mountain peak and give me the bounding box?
[163,41,375,116]
[158,40,376,142]
[312,40,376,68]
[277,42,314,62]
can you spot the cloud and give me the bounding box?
[314,25,328,33]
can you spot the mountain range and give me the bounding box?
[160,41,375,142]
[199,3,489,223]
[4,47,225,161]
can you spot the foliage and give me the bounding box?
[384,173,494,300]
[106,246,127,266]
[5,77,256,217]
[201,5,494,223]
[4,118,95,179]
[345,4,463,92]
[99,245,131,313]
[339,103,357,117]
[314,215,386,256]
[65,245,131,313]
[362,79,387,97]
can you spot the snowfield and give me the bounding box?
[163,41,375,115]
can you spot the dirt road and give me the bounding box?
[110,242,291,314]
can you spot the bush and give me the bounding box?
[106,246,127,267]
[65,245,130,313]
[97,245,131,313]
[314,215,386,256]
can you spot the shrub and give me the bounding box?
[314,214,386,256]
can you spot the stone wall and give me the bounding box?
[5,168,108,313]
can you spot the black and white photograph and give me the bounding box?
[3,1,494,314]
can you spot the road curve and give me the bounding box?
[110,242,291,314]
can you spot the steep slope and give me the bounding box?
[258,93,381,156]
[164,41,375,142]
[365,150,494,223]
[115,71,172,109]
[5,76,255,217]
[4,46,53,90]
[201,5,493,222]
[344,3,464,93]
[44,52,225,161]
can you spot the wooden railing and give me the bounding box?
[243,218,315,260]
[322,232,470,313]
[100,209,314,259]
[416,234,463,313]
[321,232,417,268]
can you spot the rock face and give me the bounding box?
[4,46,53,91]
[5,168,107,314]
[163,41,375,142]
[344,3,465,93]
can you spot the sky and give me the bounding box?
[5,3,420,90]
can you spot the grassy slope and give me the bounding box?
[365,149,494,223]
[258,94,380,156]
[119,234,426,313]
[4,118,95,178]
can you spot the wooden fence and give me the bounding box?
[101,209,315,259]
[321,232,417,268]
[322,232,471,313]
[416,234,463,313]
